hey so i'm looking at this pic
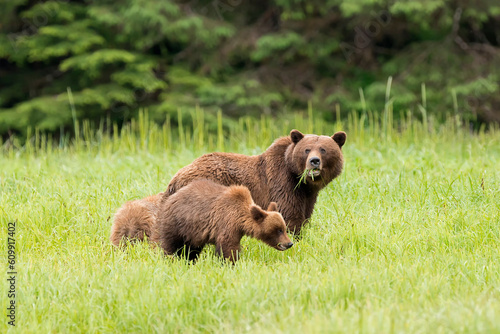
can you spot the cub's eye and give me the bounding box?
[305,149,311,154]
[320,148,326,154]
[277,229,284,235]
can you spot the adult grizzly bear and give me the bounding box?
[152,179,293,263]
[166,129,346,234]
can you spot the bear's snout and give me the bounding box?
[309,156,320,169]
[278,241,294,251]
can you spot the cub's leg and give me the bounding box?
[185,245,204,262]
[215,237,241,264]
[152,228,184,257]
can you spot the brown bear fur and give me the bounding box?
[165,130,346,234]
[110,193,163,246]
[151,179,293,263]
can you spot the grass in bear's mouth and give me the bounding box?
[294,168,319,190]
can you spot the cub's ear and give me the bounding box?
[250,205,268,222]
[332,131,346,148]
[290,129,304,144]
[267,202,278,212]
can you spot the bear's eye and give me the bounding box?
[277,229,283,235]
[320,148,326,154]
[305,149,311,154]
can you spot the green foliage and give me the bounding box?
[0,0,234,135]
[60,49,137,74]
[251,31,306,62]
[0,0,499,137]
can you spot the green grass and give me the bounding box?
[1,111,500,333]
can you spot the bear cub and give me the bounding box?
[110,193,162,247]
[151,179,293,263]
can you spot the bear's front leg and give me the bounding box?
[277,202,307,236]
[215,238,241,264]
[184,245,204,262]
[285,215,306,236]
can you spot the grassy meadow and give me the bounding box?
[1,110,500,333]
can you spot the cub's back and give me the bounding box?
[160,179,227,224]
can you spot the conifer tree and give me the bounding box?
[1,0,499,137]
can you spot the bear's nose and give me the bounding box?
[309,157,320,168]
[284,242,294,249]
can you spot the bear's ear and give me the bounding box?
[332,131,346,148]
[290,129,304,144]
[267,202,278,212]
[250,205,268,223]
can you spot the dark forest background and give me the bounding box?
[1,0,499,138]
